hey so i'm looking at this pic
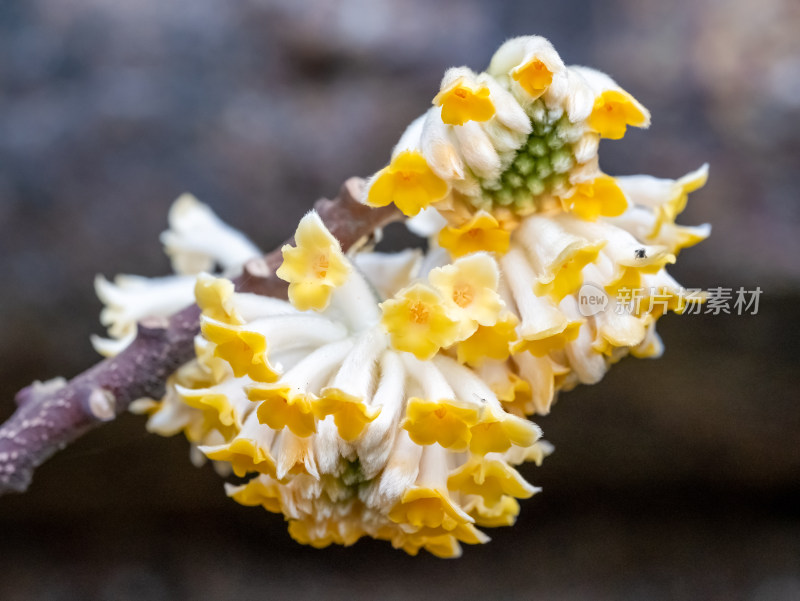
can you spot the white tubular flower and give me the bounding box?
[353,351,407,479]
[501,247,582,356]
[160,193,262,276]
[487,35,568,104]
[400,352,481,451]
[419,107,470,185]
[614,164,710,241]
[434,354,541,455]
[93,273,197,350]
[94,194,264,357]
[513,215,606,301]
[507,353,565,416]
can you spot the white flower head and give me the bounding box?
[106,33,710,559]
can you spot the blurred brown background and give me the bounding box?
[1,0,799,599]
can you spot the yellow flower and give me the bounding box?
[428,253,504,337]
[533,242,605,302]
[654,166,710,233]
[195,275,244,325]
[402,397,479,451]
[512,320,582,357]
[201,319,279,382]
[314,388,380,442]
[226,477,283,514]
[249,383,318,438]
[288,516,365,549]
[178,387,238,429]
[464,495,521,527]
[202,436,277,479]
[565,175,628,221]
[437,211,511,258]
[388,486,473,531]
[456,311,519,365]
[366,151,449,217]
[469,406,541,455]
[604,253,677,297]
[433,79,496,126]
[509,354,566,416]
[511,58,553,98]
[447,456,538,511]
[380,283,461,360]
[588,89,650,140]
[276,211,351,312]
[475,360,535,418]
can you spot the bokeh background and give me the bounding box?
[1,0,799,599]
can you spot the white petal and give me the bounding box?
[453,121,502,179]
[161,194,261,276]
[354,249,423,298]
[421,107,466,180]
[96,273,196,339]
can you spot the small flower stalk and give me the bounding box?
[97,35,708,557]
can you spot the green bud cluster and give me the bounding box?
[476,101,581,215]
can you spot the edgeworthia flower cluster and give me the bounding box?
[96,36,709,557]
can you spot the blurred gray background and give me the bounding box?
[1,0,799,599]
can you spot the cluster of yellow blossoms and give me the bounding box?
[96,36,709,557]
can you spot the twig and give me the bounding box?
[0,178,400,495]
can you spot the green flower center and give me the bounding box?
[476,100,582,215]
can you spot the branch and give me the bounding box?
[0,178,400,495]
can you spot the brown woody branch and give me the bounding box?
[0,178,401,495]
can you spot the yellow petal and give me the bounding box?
[512,320,582,357]
[204,437,276,478]
[366,151,449,217]
[438,211,511,258]
[195,276,243,324]
[456,312,519,365]
[314,388,380,442]
[469,406,540,455]
[466,495,521,527]
[202,320,279,382]
[448,457,537,506]
[588,89,649,140]
[276,212,350,312]
[434,80,496,126]
[402,398,480,450]
[511,58,553,98]
[566,176,628,221]
[534,242,604,302]
[226,478,283,513]
[388,487,473,530]
[250,384,317,438]
[380,284,461,360]
[429,253,504,332]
